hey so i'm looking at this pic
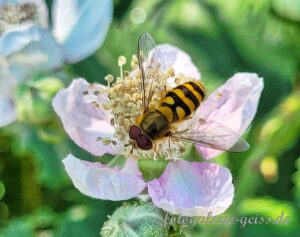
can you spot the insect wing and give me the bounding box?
[137,32,166,111]
[170,118,250,152]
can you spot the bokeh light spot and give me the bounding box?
[260,156,278,183]
[130,7,146,24]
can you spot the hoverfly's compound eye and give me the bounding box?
[137,135,153,150]
[129,125,141,140]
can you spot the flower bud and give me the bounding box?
[100,203,168,237]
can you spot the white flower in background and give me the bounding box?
[0,57,16,127]
[0,0,113,127]
[53,44,264,216]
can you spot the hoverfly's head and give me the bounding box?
[129,125,153,150]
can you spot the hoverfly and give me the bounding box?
[128,32,249,152]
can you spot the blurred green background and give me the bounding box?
[1,0,300,236]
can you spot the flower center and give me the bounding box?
[97,55,197,160]
[0,3,38,34]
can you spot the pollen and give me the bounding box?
[0,3,38,34]
[104,74,114,83]
[118,56,127,66]
[93,55,196,160]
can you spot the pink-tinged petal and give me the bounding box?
[0,66,17,127]
[52,78,121,156]
[122,156,143,177]
[147,160,234,216]
[63,155,146,200]
[195,73,264,159]
[158,44,201,79]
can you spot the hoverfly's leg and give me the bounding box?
[161,85,167,97]
[130,146,134,154]
[183,115,193,121]
[157,85,168,105]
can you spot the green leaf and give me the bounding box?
[138,159,168,181]
[107,155,126,169]
[31,77,64,97]
[13,126,68,189]
[182,143,202,162]
[273,0,300,22]
[57,200,120,237]
[0,202,8,226]
[0,219,34,237]
[232,198,300,237]
[293,156,300,209]
[0,182,4,200]
[0,208,58,237]
[16,83,55,125]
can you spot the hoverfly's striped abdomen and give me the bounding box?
[156,81,205,122]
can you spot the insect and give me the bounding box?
[129,32,249,152]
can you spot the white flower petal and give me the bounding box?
[63,155,146,200]
[52,0,113,63]
[0,58,17,127]
[0,24,64,81]
[147,160,234,216]
[195,73,264,159]
[0,56,16,95]
[52,78,121,156]
[158,44,201,79]
[0,95,16,127]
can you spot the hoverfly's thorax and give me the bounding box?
[140,110,170,139]
[158,81,205,122]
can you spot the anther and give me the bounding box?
[118,56,127,67]
[104,74,114,87]
[110,118,115,126]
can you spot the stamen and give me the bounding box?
[0,3,38,34]
[131,55,139,69]
[100,54,197,160]
[118,56,127,80]
[104,74,114,88]
[83,90,89,95]
[0,3,38,24]
[110,118,115,126]
[97,137,117,146]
